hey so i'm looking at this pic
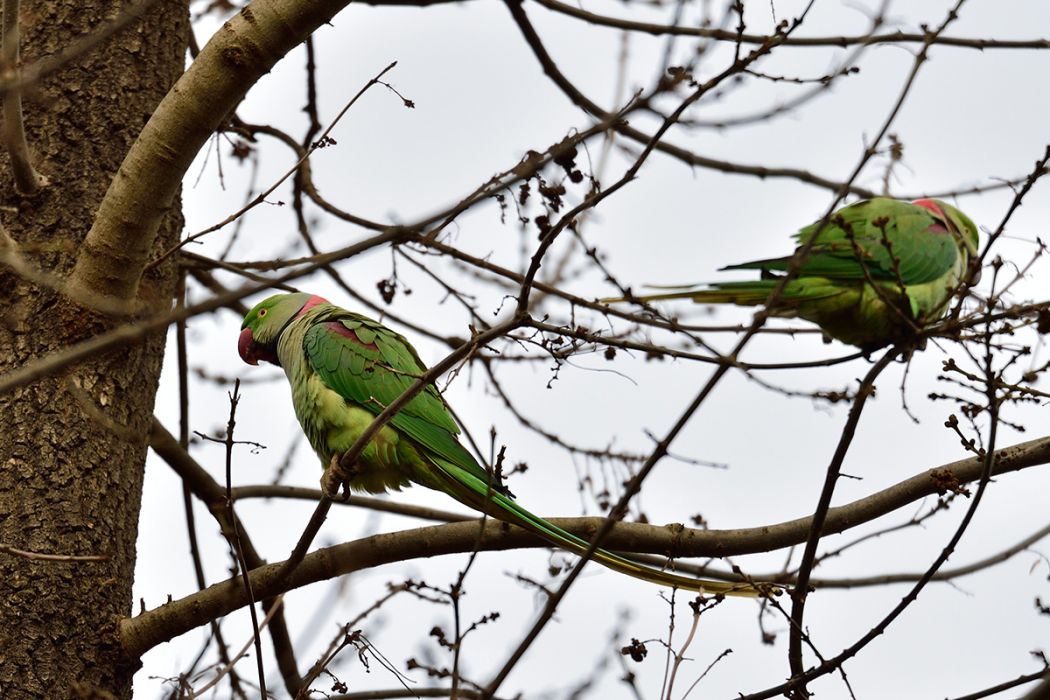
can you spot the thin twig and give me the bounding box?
[1,0,43,193]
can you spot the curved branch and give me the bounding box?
[2,0,43,194]
[122,433,1050,658]
[0,228,405,398]
[1018,672,1050,700]
[806,518,1050,587]
[230,485,472,523]
[510,0,1030,201]
[645,517,1050,589]
[534,0,1050,50]
[149,419,304,693]
[68,0,355,303]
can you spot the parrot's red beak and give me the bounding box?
[239,326,281,365]
[238,327,260,365]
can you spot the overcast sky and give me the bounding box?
[135,2,1049,697]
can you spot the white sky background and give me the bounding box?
[135,1,1049,698]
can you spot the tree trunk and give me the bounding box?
[0,2,187,697]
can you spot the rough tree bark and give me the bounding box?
[0,2,188,697]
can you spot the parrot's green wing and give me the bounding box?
[728,199,960,284]
[601,198,976,349]
[298,309,767,597]
[302,312,491,485]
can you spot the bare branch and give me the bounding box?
[535,0,1050,50]
[125,421,1050,657]
[68,0,360,303]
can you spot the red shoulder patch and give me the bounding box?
[325,322,380,351]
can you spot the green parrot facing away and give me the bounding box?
[239,292,769,597]
[609,198,979,349]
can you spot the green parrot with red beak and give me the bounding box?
[608,198,980,349]
[239,293,768,597]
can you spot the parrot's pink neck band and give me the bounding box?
[296,294,329,317]
[911,198,944,218]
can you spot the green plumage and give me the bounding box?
[239,293,767,597]
[611,198,979,349]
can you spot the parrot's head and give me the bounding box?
[238,292,327,366]
[913,199,980,257]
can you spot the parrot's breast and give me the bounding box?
[279,328,414,493]
[797,246,968,347]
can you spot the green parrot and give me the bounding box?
[609,198,979,349]
[239,292,767,597]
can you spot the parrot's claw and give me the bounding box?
[322,453,358,499]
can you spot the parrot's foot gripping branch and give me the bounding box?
[322,453,359,498]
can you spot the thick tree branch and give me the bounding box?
[0,229,405,398]
[68,0,356,303]
[122,433,1050,658]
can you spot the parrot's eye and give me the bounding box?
[259,309,268,317]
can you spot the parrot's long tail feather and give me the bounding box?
[604,280,841,308]
[603,281,782,307]
[431,458,776,598]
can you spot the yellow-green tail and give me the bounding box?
[432,458,775,598]
[604,280,840,307]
